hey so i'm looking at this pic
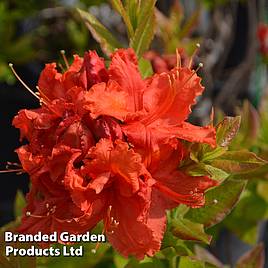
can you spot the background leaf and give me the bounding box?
[110,0,134,37]
[78,8,121,55]
[235,243,264,268]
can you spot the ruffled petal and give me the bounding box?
[79,50,108,89]
[161,122,216,147]
[38,63,65,100]
[62,55,84,90]
[143,68,204,125]
[83,81,129,120]
[83,139,149,196]
[107,180,165,259]
[109,48,145,112]
[154,170,218,208]
[48,145,79,182]
[16,145,44,174]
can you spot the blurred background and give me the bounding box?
[0,0,268,266]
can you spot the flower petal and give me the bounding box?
[109,48,145,112]
[83,81,129,120]
[79,50,108,89]
[163,122,216,147]
[83,139,149,196]
[107,180,165,259]
[143,68,204,125]
[154,170,218,208]
[38,63,64,100]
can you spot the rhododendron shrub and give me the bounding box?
[12,48,218,259]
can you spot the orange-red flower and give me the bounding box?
[257,23,268,57]
[13,48,217,259]
[144,49,189,73]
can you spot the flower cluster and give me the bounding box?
[13,48,217,259]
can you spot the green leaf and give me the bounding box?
[171,218,211,244]
[257,180,268,202]
[77,8,121,55]
[130,0,156,58]
[125,0,139,30]
[179,257,205,268]
[114,252,129,268]
[224,190,267,245]
[138,57,153,78]
[202,147,227,162]
[204,165,229,181]
[185,179,246,227]
[216,116,241,147]
[230,164,268,180]
[160,232,192,257]
[110,0,134,37]
[178,9,200,40]
[236,243,264,268]
[14,190,26,218]
[211,151,266,175]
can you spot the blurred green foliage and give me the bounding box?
[0,0,106,84]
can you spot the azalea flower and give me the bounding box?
[12,48,217,259]
[144,48,189,73]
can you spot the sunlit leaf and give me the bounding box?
[110,0,134,37]
[186,179,246,227]
[211,151,266,175]
[171,218,211,244]
[204,165,229,181]
[78,8,121,55]
[216,116,241,147]
[125,0,139,30]
[130,0,156,57]
[257,180,268,202]
[179,256,205,268]
[138,57,153,78]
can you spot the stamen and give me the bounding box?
[25,211,46,218]
[210,107,214,126]
[196,62,204,71]
[25,204,57,219]
[176,48,181,69]
[0,168,24,174]
[178,62,203,91]
[7,162,21,167]
[60,50,70,69]
[8,63,40,100]
[92,205,119,253]
[188,43,201,68]
[36,86,51,104]
[58,63,65,72]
